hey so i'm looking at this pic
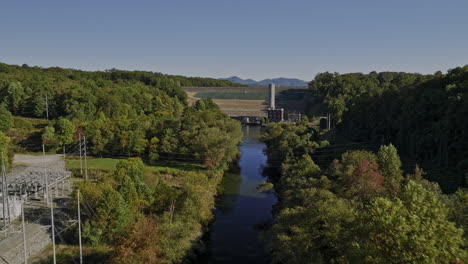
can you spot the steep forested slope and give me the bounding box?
[307,66,468,191]
[262,122,467,264]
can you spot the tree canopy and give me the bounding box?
[307,66,468,191]
[0,62,242,169]
[263,122,467,264]
[0,105,12,132]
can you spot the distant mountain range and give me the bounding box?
[219,76,308,87]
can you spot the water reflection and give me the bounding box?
[199,126,277,264]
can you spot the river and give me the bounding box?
[200,125,277,263]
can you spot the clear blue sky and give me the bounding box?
[1,0,467,81]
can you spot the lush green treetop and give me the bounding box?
[307,66,468,191]
[0,105,12,132]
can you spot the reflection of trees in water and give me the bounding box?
[201,128,277,264]
[262,163,281,183]
[253,218,275,252]
[241,126,264,145]
[262,161,282,218]
[216,165,242,215]
[253,219,273,232]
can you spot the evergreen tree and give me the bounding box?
[0,105,12,132]
[377,144,403,193]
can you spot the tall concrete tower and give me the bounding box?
[268,83,275,109]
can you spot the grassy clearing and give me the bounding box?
[31,244,111,264]
[195,92,266,100]
[148,160,204,172]
[208,99,267,117]
[66,158,121,171]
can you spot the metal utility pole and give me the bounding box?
[83,136,88,181]
[1,153,6,237]
[45,95,49,120]
[79,134,83,174]
[77,190,83,264]
[2,154,11,229]
[50,194,56,264]
[22,203,27,264]
[5,171,10,229]
[42,145,49,206]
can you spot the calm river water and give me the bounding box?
[199,125,277,264]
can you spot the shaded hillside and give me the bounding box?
[306,67,468,191]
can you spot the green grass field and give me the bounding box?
[66,158,120,170]
[66,157,203,172]
[195,92,266,100]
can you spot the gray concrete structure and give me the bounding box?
[0,196,22,220]
[287,111,302,123]
[268,108,284,122]
[0,223,51,264]
[0,154,73,263]
[268,83,275,109]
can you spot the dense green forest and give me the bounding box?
[263,66,468,262]
[74,157,227,263]
[307,66,468,191]
[2,60,468,263]
[0,62,242,166]
[262,122,467,264]
[0,62,243,263]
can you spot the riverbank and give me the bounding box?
[33,158,230,263]
[199,126,277,264]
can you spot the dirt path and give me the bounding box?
[8,154,65,181]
